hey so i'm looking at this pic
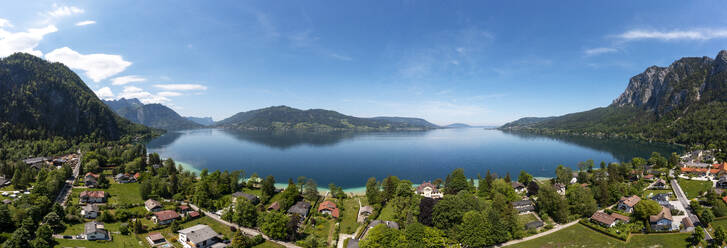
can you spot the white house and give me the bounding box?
[178,224,224,248]
[84,221,109,240]
[616,195,641,213]
[415,182,443,199]
[82,204,99,219]
[650,206,673,231]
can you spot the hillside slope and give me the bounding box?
[0,53,151,141]
[104,98,203,131]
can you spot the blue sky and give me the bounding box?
[1,1,727,125]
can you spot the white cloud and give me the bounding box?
[94,87,114,100]
[0,25,58,57]
[45,47,132,82]
[117,86,170,104]
[618,29,727,41]
[153,84,207,91]
[0,18,11,28]
[330,53,352,61]
[47,5,84,18]
[158,91,182,97]
[584,47,617,56]
[75,20,96,26]
[111,75,146,85]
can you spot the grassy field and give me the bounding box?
[678,178,712,199]
[306,216,333,240]
[710,217,727,236]
[254,241,285,248]
[517,213,540,226]
[642,189,674,198]
[340,197,362,234]
[377,203,395,221]
[514,223,690,248]
[57,221,144,247]
[71,183,143,205]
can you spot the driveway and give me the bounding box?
[671,178,711,240]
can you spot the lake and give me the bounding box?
[146,128,682,191]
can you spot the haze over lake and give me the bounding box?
[147,128,681,190]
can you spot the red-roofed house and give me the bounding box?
[152,210,181,225]
[318,200,340,218]
[617,195,641,213]
[80,191,107,203]
[187,211,200,219]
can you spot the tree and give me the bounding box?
[4,225,32,248]
[536,185,569,223]
[366,177,380,205]
[170,220,181,232]
[403,223,446,248]
[491,179,518,202]
[279,180,300,210]
[303,179,318,201]
[648,152,667,168]
[715,226,727,246]
[234,198,258,228]
[359,224,406,248]
[518,170,533,185]
[261,175,276,201]
[669,152,680,168]
[504,172,511,183]
[456,210,490,247]
[0,204,13,230]
[444,168,468,195]
[42,211,62,232]
[691,226,705,245]
[382,176,400,202]
[700,208,715,225]
[526,181,539,196]
[633,200,661,220]
[259,212,290,240]
[565,186,597,217]
[555,165,572,184]
[119,223,130,235]
[31,224,53,248]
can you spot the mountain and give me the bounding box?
[103,98,203,131]
[0,53,152,141]
[445,123,471,128]
[215,106,438,131]
[185,116,215,126]
[501,50,727,147]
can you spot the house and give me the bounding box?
[82,204,100,219]
[610,213,630,223]
[318,200,340,218]
[85,172,100,188]
[617,195,641,213]
[147,232,167,246]
[651,193,673,208]
[22,157,51,170]
[525,220,544,230]
[134,172,141,181]
[153,210,181,225]
[644,174,655,180]
[652,179,667,189]
[511,181,526,194]
[682,216,695,232]
[79,191,107,203]
[1,199,11,205]
[145,199,163,212]
[650,206,673,231]
[360,205,374,216]
[0,177,9,187]
[179,205,191,215]
[114,173,136,183]
[554,183,566,195]
[178,224,225,248]
[84,221,109,240]
[415,182,443,199]
[267,201,280,211]
[231,192,260,205]
[513,199,535,214]
[368,220,399,230]
[187,211,200,219]
[288,201,312,218]
[718,175,727,189]
[590,212,617,227]
[569,177,578,184]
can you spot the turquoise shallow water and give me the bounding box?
[147,128,681,191]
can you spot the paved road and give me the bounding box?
[498,220,579,247]
[671,178,711,240]
[56,151,82,207]
[188,204,302,248]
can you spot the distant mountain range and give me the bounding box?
[185,116,215,126]
[0,53,152,141]
[445,123,471,128]
[501,50,727,147]
[215,106,439,131]
[103,98,203,131]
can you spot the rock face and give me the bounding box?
[612,50,727,114]
[103,98,203,131]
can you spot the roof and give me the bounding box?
[590,212,615,226]
[553,183,566,190]
[360,205,374,214]
[134,172,141,179]
[644,174,655,179]
[318,201,337,212]
[415,182,439,194]
[610,213,630,222]
[80,191,106,198]
[368,220,399,230]
[268,201,280,211]
[148,232,165,241]
[145,199,162,210]
[619,195,641,207]
[525,221,544,229]
[179,205,190,210]
[513,200,533,207]
[83,204,99,212]
[288,201,311,216]
[154,210,180,221]
[23,157,48,164]
[188,211,200,218]
[85,172,100,178]
[511,181,525,189]
[649,207,673,223]
[178,224,218,244]
[723,195,727,205]
[682,216,694,228]
[84,221,105,234]
[654,179,667,185]
[232,192,259,202]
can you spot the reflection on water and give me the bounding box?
[146,128,682,189]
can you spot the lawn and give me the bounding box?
[517,213,540,226]
[306,216,333,240]
[377,203,395,221]
[70,183,143,205]
[514,223,690,248]
[678,178,712,199]
[340,197,362,234]
[254,241,285,248]
[57,221,144,247]
[642,189,674,198]
[710,217,727,235]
